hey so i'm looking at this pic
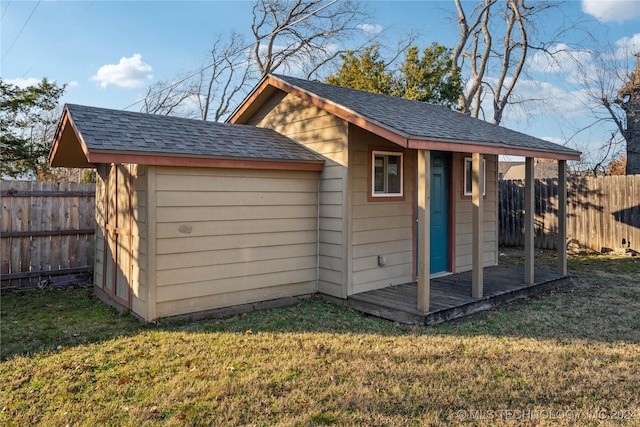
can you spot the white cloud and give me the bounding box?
[528,43,592,74]
[91,53,153,88]
[357,23,383,35]
[5,77,40,88]
[67,81,79,88]
[613,33,640,59]
[480,77,590,124]
[581,0,640,22]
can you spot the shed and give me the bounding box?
[50,75,581,323]
[229,74,580,311]
[50,104,324,321]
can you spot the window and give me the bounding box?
[372,150,403,197]
[464,157,486,196]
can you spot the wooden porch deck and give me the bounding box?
[325,266,570,325]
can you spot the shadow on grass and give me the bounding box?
[1,287,416,361]
[445,249,640,344]
[2,250,639,361]
[0,287,152,361]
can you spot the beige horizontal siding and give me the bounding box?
[349,126,415,295]
[156,281,316,318]
[156,171,317,192]
[157,243,315,271]
[157,191,317,207]
[352,215,414,232]
[352,250,412,273]
[157,269,316,303]
[156,231,317,255]
[252,93,349,298]
[157,205,315,223]
[352,239,412,258]
[157,255,317,288]
[152,166,319,317]
[157,218,317,239]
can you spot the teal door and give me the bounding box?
[430,152,450,274]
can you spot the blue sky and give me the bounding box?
[2,0,640,164]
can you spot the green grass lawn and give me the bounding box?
[1,250,639,426]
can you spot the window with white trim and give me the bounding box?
[372,151,403,197]
[464,157,486,196]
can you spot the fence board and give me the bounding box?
[1,181,96,289]
[28,182,41,278]
[499,175,640,254]
[1,191,10,275]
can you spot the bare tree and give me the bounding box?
[140,0,370,120]
[251,0,370,79]
[141,74,199,118]
[451,0,557,125]
[605,53,640,174]
[198,32,256,121]
[573,48,640,175]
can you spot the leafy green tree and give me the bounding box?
[1,78,66,179]
[327,43,462,108]
[326,45,393,95]
[393,44,462,108]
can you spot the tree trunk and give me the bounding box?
[625,100,640,174]
[622,53,640,175]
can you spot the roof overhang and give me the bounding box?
[229,75,410,148]
[49,109,94,168]
[49,105,324,172]
[83,151,324,171]
[229,75,581,161]
[407,138,581,161]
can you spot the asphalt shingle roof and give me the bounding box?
[64,104,324,163]
[271,74,580,157]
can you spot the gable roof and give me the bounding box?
[49,104,324,171]
[230,74,581,161]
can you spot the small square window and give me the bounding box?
[372,151,403,197]
[464,157,486,196]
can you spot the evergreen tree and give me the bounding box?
[327,43,461,108]
[1,78,66,179]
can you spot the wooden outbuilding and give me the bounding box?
[50,75,580,323]
[50,105,324,320]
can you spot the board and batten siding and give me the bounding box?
[94,164,107,295]
[452,153,499,271]
[247,93,349,298]
[94,164,148,319]
[349,126,415,294]
[152,166,319,318]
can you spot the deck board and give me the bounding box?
[328,266,570,325]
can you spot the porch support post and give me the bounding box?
[557,160,568,275]
[417,149,431,312]
[524,157,535,284]
[472,152,484,298]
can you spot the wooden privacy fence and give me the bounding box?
[499,175,640,253]
[1,181,96,289]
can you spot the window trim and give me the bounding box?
[368,148,405,202]
[463,157,486,196]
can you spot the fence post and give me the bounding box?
[557,161,567,275]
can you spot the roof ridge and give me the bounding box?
[268,74,580,158]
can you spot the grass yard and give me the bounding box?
[1,250,639,426]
